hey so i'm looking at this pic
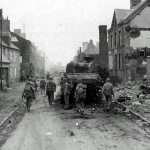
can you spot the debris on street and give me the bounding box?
[114,81,150,123]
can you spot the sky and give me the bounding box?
[0,0,130,65]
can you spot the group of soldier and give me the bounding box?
[22,75,56,111]
[60,76,114,115]
[60,76,87,115]
[22,74,114,114]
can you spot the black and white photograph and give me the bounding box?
[0,0,150,149]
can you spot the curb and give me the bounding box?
[0,102,26,131]
[114,101,150,134]
[0,101,26,146]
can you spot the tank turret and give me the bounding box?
[66,56,95,73]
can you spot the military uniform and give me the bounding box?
[40,78,46,94]
[63,80,73,109]
[22,82,35,111]
[46,78,56,106]
[103,78,114,110]
[74,81,87,114]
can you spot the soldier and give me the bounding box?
[22,81,35,112]
[63,78,73,109]
[46,76,56,106]
[103,78,114,111]
[28,76,38,98]
[74,79,87,115]
[40,76,46,94]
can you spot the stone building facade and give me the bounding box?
[108,0,150,82]
[11,31,45,78]
[0,17,21,86]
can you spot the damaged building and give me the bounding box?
[108,0,150,82]
[74,25,108,68]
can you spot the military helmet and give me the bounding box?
[48,76,52,80]
[106,78,110,82]
[78,88,84,94]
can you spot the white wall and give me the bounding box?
[130,5,150,49]
[130,31,150,49]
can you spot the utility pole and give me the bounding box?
[0,9,2,90]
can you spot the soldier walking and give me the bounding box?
[74,79,87,115]
[22,81,36,112]
[103,78,114,111]
[46,76,56,106]
[40,76,46,94]
[63,78,73,109]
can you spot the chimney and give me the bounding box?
[14,29,21,36]
[99,25,108,68]
[130,0,141,9]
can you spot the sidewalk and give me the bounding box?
[0,83,25,124]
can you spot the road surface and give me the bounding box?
[1,93,150,150]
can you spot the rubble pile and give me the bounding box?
[114,81,150,121]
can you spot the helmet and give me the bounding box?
[106,78,110,82]
[48,76,52,80]
[26,81,30,85]
[78,88,84,94]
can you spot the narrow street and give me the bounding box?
[1,93,150,150]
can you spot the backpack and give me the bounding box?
[46,81,55,92]
[103,83,113,96]
[77,87,84,94]
[76,84,85,97]
[23,84,34,99]
[40,80,46,87]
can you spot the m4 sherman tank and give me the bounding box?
[60,56,103,105]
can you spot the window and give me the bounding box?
[3,47,5,56]
[111,35,113,49]
[119,31,121,46]
[121,57,123,69]
[115,54,117,70]
[114,33,117,48]
[7,50,10,61]
[119,54,121,70]
[12,51,15,62]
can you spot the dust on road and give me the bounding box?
[1,94,150,150]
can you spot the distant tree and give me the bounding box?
[94,64,110,82]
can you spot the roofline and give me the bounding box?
[9,44,20,51]
[0,42,20,51]
[10,31,26,40]
[114,8,131,11]
[11,31,31,44]
[121,0,150,24]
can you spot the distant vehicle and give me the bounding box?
[60,56,103,105]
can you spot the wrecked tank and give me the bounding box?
[60,56,103,105]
